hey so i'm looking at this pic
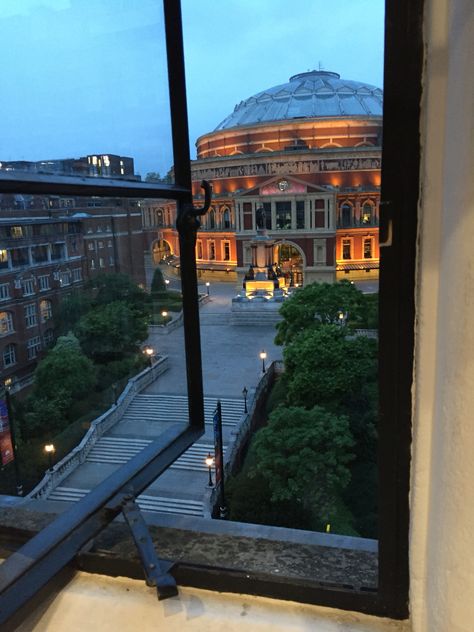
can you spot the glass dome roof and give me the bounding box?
[214,71,383,131]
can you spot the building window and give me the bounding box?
[362,203,374,225]
[208,241,215,260]
[31,245,48,264]
[88,242,95,251]
[223,241,230,261]
[0,284,10,300]
[0,249,9,269]
[275,201,292,229]
[208,209,216,229]
[98,241,104,249]
[90,259,96,270]
[10,226,23,238]
[10,247,29,268]
[108,256,114,266]
[27,336,42,359]
[51,243,65,260]
[99,257,105,268]
[296,201,305,229]
[0,311,14,336]
[262,202,272,230]
[196,240,203,260]
[39,299,53,322]
[107,240,113,248]
[60,271,71,286]
[364,237,373,259]
[21,279,35,296]
[313,239,326,265]
[43,329,55,347]
[342,238,352,260]
[3,343,16,367]
[341,203,353,228]
[38,275,50,291]
[222,208,231,229]
[243,242,252,265]
[72,268,82,282]
[24,303,37,328]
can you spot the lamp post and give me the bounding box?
[161,310,168,324]
[112,382,118,406]
[143,345,154,366]
[260,350,267,373]
[337,310,346,326]
[44,443,55,472]
[242,386,248,413]
[205,281,210,296]
[205,453,214,487]
[165,279,170,287]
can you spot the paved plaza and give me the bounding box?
[37,279,283,515]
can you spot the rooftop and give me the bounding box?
[214,71,383,131]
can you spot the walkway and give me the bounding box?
[40,281,283,517]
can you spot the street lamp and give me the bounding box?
[143,346,154,366]
[242,386,248,413]
[165,279,170,287]
[44,443,55,472]
[260,350,267,373]
[205,281,210,296]
[161,310,168,324]
[205,452,214,487]
[337,310,346,326]
[112,382,118,406]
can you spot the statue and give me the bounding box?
[256,206,266,229]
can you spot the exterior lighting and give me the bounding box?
[242,386,248,413]
[165,279,170,286]
[161,311,168,318]
[205,452,214,487]
[143,346,154,365]
[260,350,267,373]
[205,281,210,295]
[44,443,55,472]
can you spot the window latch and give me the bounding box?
[176,180,212,237]
[120,495,178,600]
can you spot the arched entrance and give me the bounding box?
[152,239,172,264]
[274,242,304,286]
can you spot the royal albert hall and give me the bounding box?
[146,70,383,287]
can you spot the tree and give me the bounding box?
[33,334,96,402]
[275,280,366,345]
[282,325,378,412]
[85,273,150,316]
[249,405,354,522]
[55,290,92,334]
[145,172,162,182]
[25,334,97,435]
[151,267,167,296]
[75,301,148,361]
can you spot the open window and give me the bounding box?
[0,0,422,624]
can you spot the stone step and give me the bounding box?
[47,487,204,516]
[87,439,226,470]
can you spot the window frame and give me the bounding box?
[0,0,421,623]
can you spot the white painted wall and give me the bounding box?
[410,1,474,631]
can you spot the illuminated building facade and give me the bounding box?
[143,70,382,285]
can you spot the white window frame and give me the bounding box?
[38,275,50,291]
[0,311,14,336]
[24,303,37,328]
[0,283,10,300]
[27,336,42,359]
[21,278,35,296]
[3,343,16,367]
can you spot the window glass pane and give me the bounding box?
[0,1,174,184]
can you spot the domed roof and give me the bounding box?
[214,71,383,131]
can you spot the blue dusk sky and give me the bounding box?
[0,1,384,178]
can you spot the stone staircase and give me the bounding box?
[86,439,226,469]
[47,486,204,517]
[120,394,244,428]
